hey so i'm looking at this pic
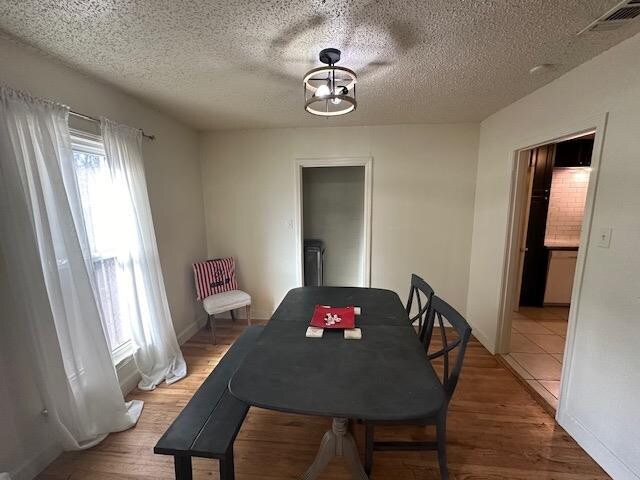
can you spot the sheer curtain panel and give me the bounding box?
[0,86,142,450]
[100,118,186,390]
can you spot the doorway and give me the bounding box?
[500,132,595,411]
[294,157,372,288]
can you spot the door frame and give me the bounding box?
[294,156,373,288]
[496,112,607,415]
[511,150,535,313]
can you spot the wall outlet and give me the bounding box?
[596,227,612,248]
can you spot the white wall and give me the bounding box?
[201,124,479,319]
[303,166,365,286]
[0,35,207,479]
[467,33,640,479]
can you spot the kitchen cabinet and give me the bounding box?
[554,137,593,167]
[520,144,554,306]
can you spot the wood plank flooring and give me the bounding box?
[38,320,609,480]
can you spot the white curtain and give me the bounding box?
[100,118,186,390]
[0,86,142,450]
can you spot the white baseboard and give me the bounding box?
[557,410,639,480]
[468,323,495,354]
[177,315,208,345]
[10,440,62,480]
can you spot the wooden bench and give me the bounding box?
[154,326,263,480]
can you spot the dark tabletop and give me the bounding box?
[228,287,446,421]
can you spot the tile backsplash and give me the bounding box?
[545,167,590,247]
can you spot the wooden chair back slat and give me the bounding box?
[423,295,472,400]
[406,274,435,342]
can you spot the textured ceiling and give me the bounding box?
[1,1,640,130]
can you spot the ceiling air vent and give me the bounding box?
[605,5,640,20]
[578,0,640,34]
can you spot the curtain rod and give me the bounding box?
[69,110,156,141]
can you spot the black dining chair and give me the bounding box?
[406,273,435,342]
[364,295,472,480]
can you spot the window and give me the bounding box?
[71,131,132,363]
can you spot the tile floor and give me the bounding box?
[504,306,569,410]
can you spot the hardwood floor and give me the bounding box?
[39,320,609,480]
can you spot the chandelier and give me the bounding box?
[303,48,357,117]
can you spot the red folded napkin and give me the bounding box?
[310,305,356,329]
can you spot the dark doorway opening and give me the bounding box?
[519,135,594,306]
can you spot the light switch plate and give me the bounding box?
[596,227,612,248]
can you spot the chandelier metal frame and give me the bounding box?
[303,48,357,117]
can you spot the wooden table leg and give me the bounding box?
[301,418,368,480]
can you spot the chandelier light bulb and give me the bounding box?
[331,86,348,105]
[315,84,331,98]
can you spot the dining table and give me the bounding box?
[229,286,446,480]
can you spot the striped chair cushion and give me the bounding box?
[193,257,238,301]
